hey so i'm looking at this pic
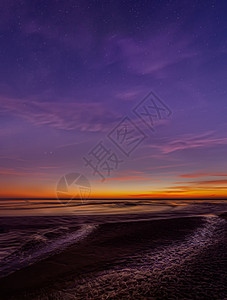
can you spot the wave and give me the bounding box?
[0,224,98,278]
[55,216,226,299]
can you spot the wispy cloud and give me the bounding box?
[101,175,156,183]
[167,179,227,193]
[183,179,227,186]
[147,131,227,154]
[103,27,197,75]
[179,172,227,178]
[0,97,119,132]
[0,167,49,177]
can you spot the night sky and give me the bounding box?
[0,0,227,199]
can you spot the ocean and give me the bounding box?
[0,199,226,299]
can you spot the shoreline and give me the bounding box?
[0,216,206,299]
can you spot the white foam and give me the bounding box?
[0,224,98,278]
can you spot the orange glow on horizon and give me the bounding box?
[1,188,227,199]
[1,170,227,199]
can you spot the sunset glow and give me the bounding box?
[0,0,227,205]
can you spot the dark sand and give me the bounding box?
[0,215,226,299]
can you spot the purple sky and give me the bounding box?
[0,0,227,198]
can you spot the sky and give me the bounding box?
[0,0,227,199]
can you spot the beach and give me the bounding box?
[0,203,226,299]
[1,0,227,298]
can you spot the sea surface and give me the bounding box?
[0,199,226,299]
[0,199,226,278]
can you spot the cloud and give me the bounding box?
[148,131,227,154]
[115,89,143,101]
[103,27,197,75]
[0,97,119,132]
[179,172,227,178]
[0,167,48,177]
[101,175,156,183]
[166,179,227,194]
[0,155,27,162]
[186,179,227,186]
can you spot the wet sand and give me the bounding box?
[0,214,226,299]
